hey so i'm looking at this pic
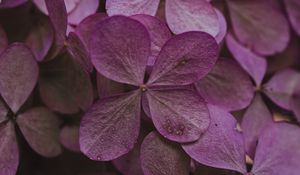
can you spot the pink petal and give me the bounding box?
[90,16,150,86]
[227,0,290,55]
[182,105,247,174]
[16,107,62,157]
[131,14,172,60]
[226,33,267,86]
[252,123,300,175]
[148,32,218,86]
[146,89,210,142]
[284,0,300,36]
[39,53,93,114]
[79,91,141,161]
[241,94,273,159]
[106,0,160,16]
[60,125,80,152]
[165,0,219,36]
[0,43,38,113]
[0,121,19,175]
[0,25,7,54]
[263,69,300,110]
[196,58,254,111]
[67,0,99,25]
[96,73,126,99]
[141,131,190,175]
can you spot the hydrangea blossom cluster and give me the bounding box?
[0,0,300,175]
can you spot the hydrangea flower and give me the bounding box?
[79,15,219,161]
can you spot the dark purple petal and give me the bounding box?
[67,32,93,72]
[0,43,38,113]
[182,105,247,174]
[284,0,300,36]
[141,131,190,175]
[227,0,290,55]
[25,19,54,62]
[0,0,27,8]
[0,121,19,175]
[251,123,300,175]
[80,91,141,161]
[131,14,172,60]
[96,73,126,99]
[165,0,219,36]
[291,84,300,122]
[226,33,267,86]
[106,0,160,16]
[241,94,273,159]
[90,16,150,86]
[0,25,8,53]
[67,0,99,25]
[263,69,300,110]
[148,32,218,86]
[60,125,80,152]
[16,107,62,157]
[196,58,254,111]
[0,100,8,123]
[146,89,210,142]
[39,53,93,114]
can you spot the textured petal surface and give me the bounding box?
[67,32,93,72]
[60,125,80,152]
[196,59,254,111]
[17,107,62,157]
[241,94,273,159]
[0,0,27,8]
[252,123,300,175]
[39,53,93,114]
[0,43,38,113]
[182,105,247,174]
[226,33,267,86]
[68,0,99,25]
[80,91,141,161]
[284,0,300,36]
[0,25,7,54]
[131,14,172,59]
[0,121,19,175]
[106,0,160,16]
[263,69,300,110]
[90,16,150,85]
[165,0,219,36]
[148,32,218,86]
[96,73,125,99]
[25,19,54,62]
[146,89,210,142]
[228,0,290,55]
[141,131,190,175]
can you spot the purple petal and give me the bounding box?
[241,94,273,159]
[284,0,300,36]
[148,32,218,86]
[106,0,160,16]
[0,121,19,175]
[0,100,8,123]
[39,54,93,114]
[214,8,227,44]
[67,32,93,72]
[16,107,62,157]
[263,69,300,110]
[291,84,300,122]
[25,19,54,62]
[79,91,141,161]
[226,33,267,86]
[140,131,190,175]
[96,73,126,99]
[90,16,150,86]
[0,0,27,8]
[130,14,172,60]
[146,89,210,142]
[196,58,254,111]
[0,43,38,113]
[165,0,219,36]
[67,0,99,25]
[227,0,290,55]
[0,25,8,53]
[60,125,80,152]
[251,123,300,175]
[182,105,247,174]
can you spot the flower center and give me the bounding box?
[140,84,147,92]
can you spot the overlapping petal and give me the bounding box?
[284,0,300,36]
